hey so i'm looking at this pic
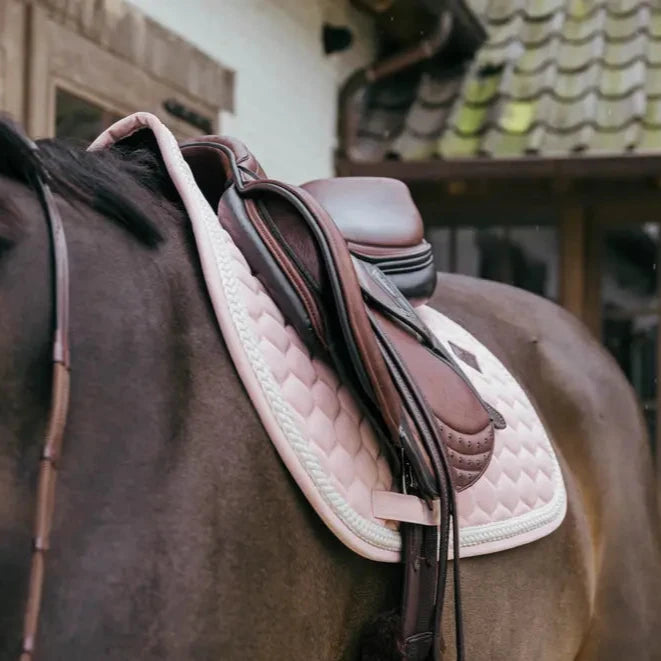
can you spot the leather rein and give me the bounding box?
[16,136,71,660]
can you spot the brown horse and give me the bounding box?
[1,119,660,660]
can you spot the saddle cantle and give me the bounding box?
[302,177,436,304]
[181,136,496,661]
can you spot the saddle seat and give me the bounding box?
[301,178,436,303]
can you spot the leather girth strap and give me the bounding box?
[181,138,495,661]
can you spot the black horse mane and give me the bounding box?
[0,117,183,247]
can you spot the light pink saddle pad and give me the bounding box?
[90,113,567,562]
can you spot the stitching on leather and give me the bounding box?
[286,183,401,435]
[245,198,327,347]
[440,422,495,492]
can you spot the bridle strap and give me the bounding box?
[20,364,70,659]
[41,180,70,367]
[18,139,71,659]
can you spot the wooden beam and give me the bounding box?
[336,154,661,182]
[448,226,457,272]
[583,212,602,339]
[559,205,587,321]
[656,232,661,488]
[406,182,661,224]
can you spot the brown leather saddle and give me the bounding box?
[180,136,496,661]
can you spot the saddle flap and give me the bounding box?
[216,167,496,495]
[219,178,407,447]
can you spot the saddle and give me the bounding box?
[21,111,565,661]
[180,137,496,661]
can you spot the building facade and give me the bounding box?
[0,0,376,181]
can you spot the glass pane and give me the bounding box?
[55,88,122,142]
[601,223,659,454]
[432,225,559,300]
[426,227,451,273]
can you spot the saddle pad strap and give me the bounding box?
[401,524,443,661]
[372,491,440,526]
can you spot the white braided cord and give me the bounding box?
[162,127,402,551]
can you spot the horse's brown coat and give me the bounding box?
[1,176,660,660]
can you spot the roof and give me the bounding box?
[351,0,661,161]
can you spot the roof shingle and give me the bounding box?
[352,0,661,160]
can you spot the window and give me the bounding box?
[55,88,122,142]
[427,225,558,300]
[5,2,232,140]
[600,223,659,453]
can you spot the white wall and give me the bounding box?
[128,0,376,182]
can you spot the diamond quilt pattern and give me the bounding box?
[229,227,565,547]
[417,306,563,533]
[233,247,394,522]
[91,112,565,562]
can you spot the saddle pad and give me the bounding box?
[90,113,566,563]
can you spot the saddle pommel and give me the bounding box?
[302,178,436,304]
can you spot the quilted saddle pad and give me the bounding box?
[90,113,567,563]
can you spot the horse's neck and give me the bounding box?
[4,197,395,658]
[0,183,57,654]
[34,210,231,652]
[1,202,223,653]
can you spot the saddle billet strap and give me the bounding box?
[370,311,457,661]
[400,524,441,659]
[401,518,464,661]
[15,137,72,659]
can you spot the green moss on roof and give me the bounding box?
[354,0,661,161]
[464,71,502,104]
